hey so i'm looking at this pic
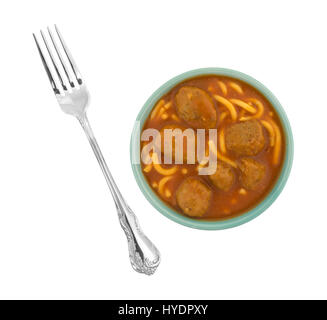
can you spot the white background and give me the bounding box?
[0,0,326,300]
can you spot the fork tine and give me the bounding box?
[40,30,67,91]
[47,27,75,88]
[33,33,60,95]
[55,25,83,85]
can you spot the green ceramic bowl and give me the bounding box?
[130,68,293,230]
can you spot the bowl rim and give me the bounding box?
[130,67,294,230]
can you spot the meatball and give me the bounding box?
[225,120,265,156]
[157,124,196,163]
[175,86,217,129]
[209,161,235,191]
[176,177,212,217]
[239,158,266,190]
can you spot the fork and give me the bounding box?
[33,25,160,275]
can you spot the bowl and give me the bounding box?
[130,68,294,230]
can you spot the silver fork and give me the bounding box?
[33,25,160,275]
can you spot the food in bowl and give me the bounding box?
[139,75,285,221]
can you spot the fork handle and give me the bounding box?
[78,115,160,275]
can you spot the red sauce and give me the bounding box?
[141,75,285,220]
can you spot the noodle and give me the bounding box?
[196,164,204,172]
[161,113,168,120]
[165,189,172,198]
[171,114,180,122]
[261,120,275,147]
[270,120,282,165]
[141,147,152,164]
[230,99,257,114]
[158,176,173,196]
[239,188,247,195]
[229,82,243,94]
[152,153,178,175]
[143,164,152,173]
[208,140,237,168]
[157,107,166,119]
[248,98,264,118]
[239,98,265,121]
[219,111,228,122]
[164,101,172,109]
[213,95,237,121]
[219,129,226,154]
[151,99,165,119]
[217,81,227,95]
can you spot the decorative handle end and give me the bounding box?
[129,249,161,276]
[119,206,161,275]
